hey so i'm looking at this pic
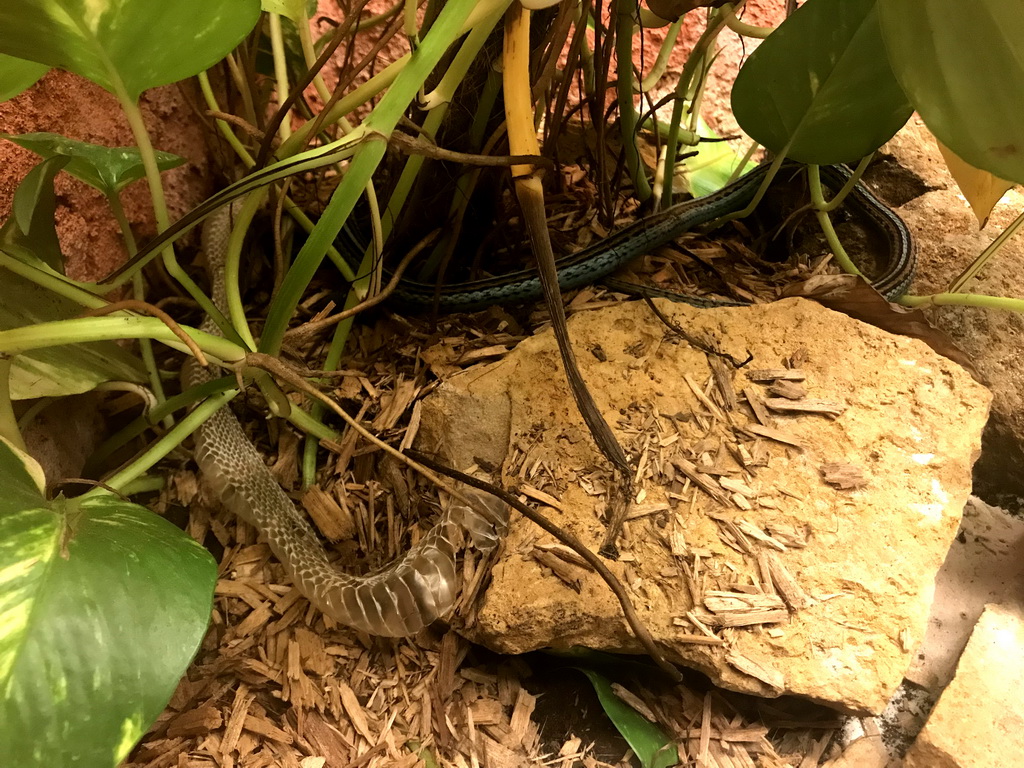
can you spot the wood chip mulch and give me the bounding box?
[127,265,855,767]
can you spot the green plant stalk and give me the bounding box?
[578,3,596,97]
[88,373,338,479]
[641,14,684,92]
[723,2,772,38]
[420,1,504,111]
[223,191,264,351]
[899,292,1024,312]
[724,139,760,184]
[97,136,365,290]
[948,207,1024,293]
[302,291,358,487]
[714,150,789,223]
[291,12,387,286]
[615,0,651,201]
[813,207,865,278]
[470,65,503,149]
[224,50,258,129]
[356,0,402,32]
[276,55,410,158]
[278,0,506,159]
[259,0,493,357]
[295,4,333,105]
[808,155,871,212]
[660,6,730,206]
[380,107,449,251]
[0,315,245,363]
[88,388,238,496]
[117,475,166,496]
[196,71,358,282]
[0,358,26,451]
[399,0,415,43]
[378,0,505,276]
[198,71,253,162]
[16,396,52,433]
[87,376,235,473]
[117,95,221,324]
[268,13,294,142]
[295,1,507,483]
[107,190,170,423]
[684,51,714,138]
[0,250,106,308]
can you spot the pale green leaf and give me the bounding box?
[0,0,261,100]
[0,438,216,767]
[576,668,679,768]
[1,155,69,271]
[731,0,912,164]
[2,132,186,195]
[0,53,48,102]
[879,0,1024,185]
[0,265,145,398]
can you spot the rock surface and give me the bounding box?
[418,298,990,713]
[907,496,1024,690]
[903,604,1024,768]
[880,118,1024,495]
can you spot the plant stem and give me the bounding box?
[0,250,106,308]
[660,5,731,206]
[268,13,293,142]
[259,0,498,357]
[222,192,263,352]
[813,206,864,278]
[89,389,238,496]
[117,475,167,496]
[899,292,1024,312]
[807,155,871,212]
[118,95,221,323]
[0,315,244,362]
[196,71,357,282]
[295,5,333,104]
[722,2,772,38]
[108,190,170,423]
[0,358,26,452]
[641,14,683,91]
[948,206,1024,293]
[614,0,651,201]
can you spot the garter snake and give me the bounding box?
[389,162,914,310]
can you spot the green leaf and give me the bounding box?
[0,438,216,767]
[0,0,261,101]
[576,668,679,768]
[731,0,912,164]
[2,132,186,195]
[261,0,317,23]
[0,264,145,398]
[1,155,70,271]
[681,117,757,198]
[879,0,1024,185]
[254,13,309,82]
[0,53,48,102]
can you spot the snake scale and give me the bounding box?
[184,206,509,637]
[186,163,913,636]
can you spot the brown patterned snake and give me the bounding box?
[182,203,508,636]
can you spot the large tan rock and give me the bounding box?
[904,604,1024,768]
[907,496,1024,690]
[881,118,1024,492]
[418,298,990,713]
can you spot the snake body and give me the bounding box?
[390,162,915,310]
[185,208,508,637]
[187,163,912,636]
